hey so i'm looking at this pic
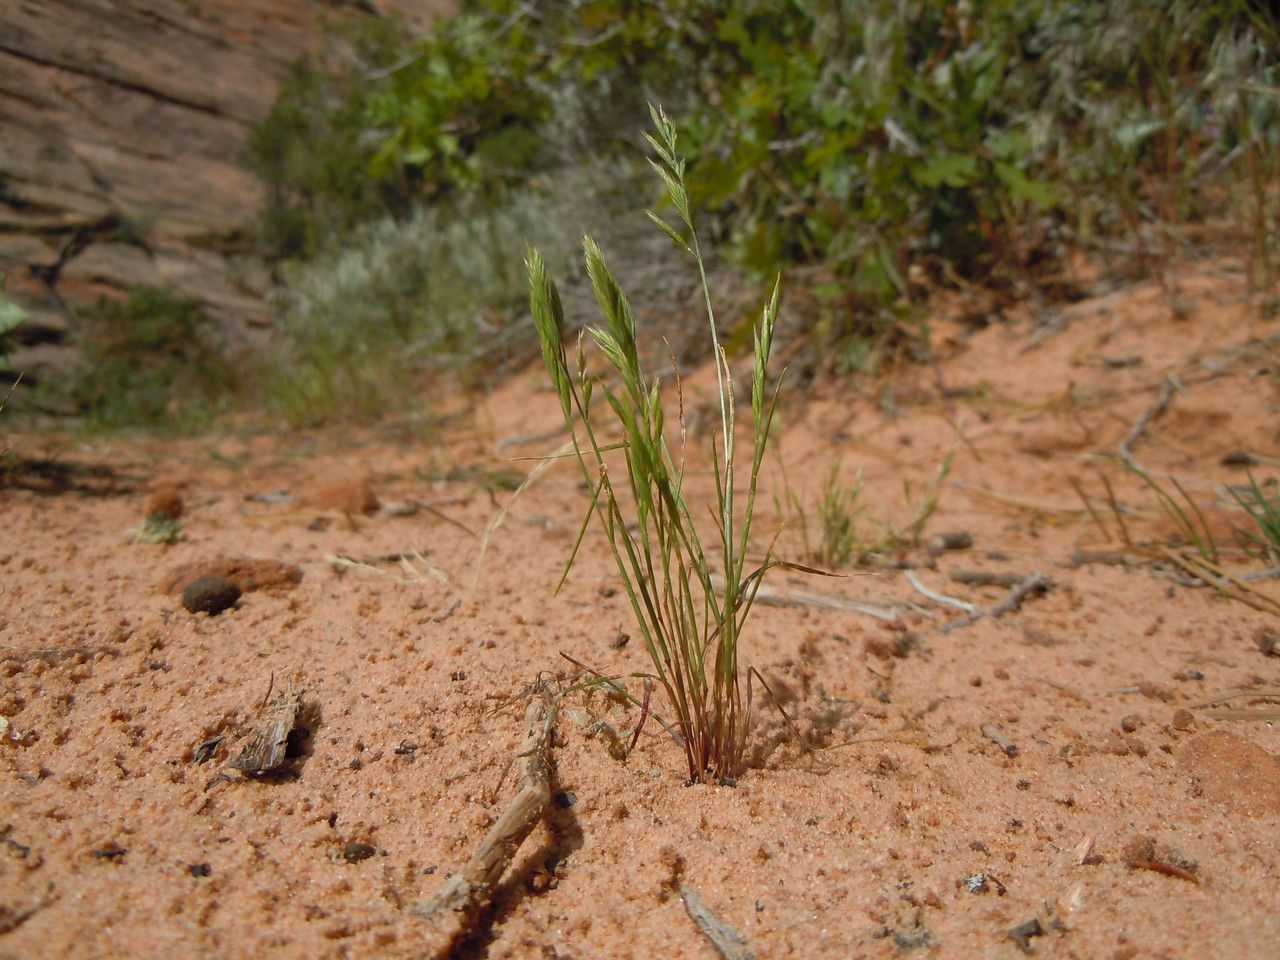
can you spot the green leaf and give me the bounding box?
[912,153,979,189]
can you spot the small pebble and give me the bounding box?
[145,487,185,521]
[1120,714,1143,733]
[1008,918,1044,954]
[342,841,376,863]
[188,863,212,878]
[1171,708,1195,731]
[182,576,241,616]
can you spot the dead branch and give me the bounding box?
[990,572,1052,617]
[939,572,1052,634]
[905,570,978,613]
[412,701,554,957]
[709,573,904,622]
[1117,376,1182,472]
[949,569,1026,588]
[681,884,755,960]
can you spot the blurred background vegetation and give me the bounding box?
[32,0,1280,431]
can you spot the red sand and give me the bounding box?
[2,260,1278,958]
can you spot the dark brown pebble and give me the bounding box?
[343,841,376,863]
[1221,450,1257,467]
[182,576,241,616]
[1008,918,1044,954]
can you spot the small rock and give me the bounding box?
[1119,714,1143,733]
[1258,631,1278,658]
[342,841,376,863]
[1220,450,1258,467]
[1007,918,1044,954]
[1170,709,1195,731]
[554,791,576,808]
[182,576,241,616]
[306,481,380,515]
[145,486,185,521]
[1121,835,1156,866]
[188,862,212,877]
[928,531,973,553]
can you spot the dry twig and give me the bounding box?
[709,573,904,622]
[905,570,978,613]
[939,572,1052,634]
[413,701,555,956]
[681,884,755,960]
[1116,375,1182,472]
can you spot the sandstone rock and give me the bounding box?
[160,557,303,595]
[304,481,380,515]
[1179,730,1280,818]
[0,0,447,389]
[145,487,185,522]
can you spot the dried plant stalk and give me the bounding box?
[413,702,553,955]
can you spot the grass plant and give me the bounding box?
[1230,472,1280,563]
[527,107,781,783]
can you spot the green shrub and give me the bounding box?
[252,1,1279,366]
[259,161,620,426]
[0,274,24,373]
[65,287,234,433]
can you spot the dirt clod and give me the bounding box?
[181,576,241,616]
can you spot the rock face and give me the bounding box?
[0,0,438,386]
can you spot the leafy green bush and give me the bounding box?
[65,287,234,433]
[0,274,24,373]
[252,1,1279,365]
[260,162,621,426]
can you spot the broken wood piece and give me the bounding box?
[981,723,1018,756]
[413,701,554,957]
[230,677,303,775]
[681,884,755,960]
[1117,375,1182,473]
[939,572,1052,634]
[949,569,1026,588]
[905,570,978,613]
[708,573,904,622]
[990,572,1052,617]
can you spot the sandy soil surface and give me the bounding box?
[2,259,1279,959]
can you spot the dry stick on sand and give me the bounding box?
[708,572,905,622]
[1190,685,1280,721]
[904,570,978,613]
[681,885,756,960]
[939,572,1052,634]
[413,701,555,956]
[1116,375,1182,473]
